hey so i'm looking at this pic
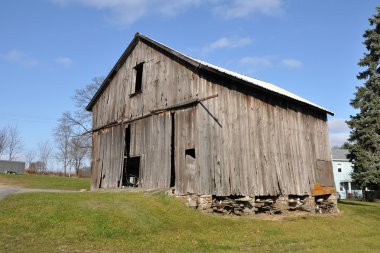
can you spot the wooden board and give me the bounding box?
[311,183,336,196]
[315,160,335,187]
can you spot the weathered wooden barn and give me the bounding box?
[86,33,336,204]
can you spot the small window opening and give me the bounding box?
[338,168,342,172]
[133,62,144,94]
[185,148,196,159]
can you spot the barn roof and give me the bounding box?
[86,33,334,115]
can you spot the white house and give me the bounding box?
[331,149,362,199]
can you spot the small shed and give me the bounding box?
[0,160,25,174]
[87,33,337,213]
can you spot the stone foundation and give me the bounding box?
[177,193,338,215]
[315,193,338,214]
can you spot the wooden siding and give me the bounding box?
[175,107,198,194]
[91,40,333,196]
[129,113,172,189]
[91,125,124,189]
[92,41,198,129]
[193,76,332,196]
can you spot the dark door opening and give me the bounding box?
[170,112,176,187]
[122,126,140,187]
[125,157,140,186]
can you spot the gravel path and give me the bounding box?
[0,184,79,201]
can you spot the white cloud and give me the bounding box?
[329,119,349,134]
[239,56,274,70]
[213,0,283,19]
[51,0,283,26]
[52,0,148,25]
[328,119,350,147]
[281,58,303,68]
[55,57,73,66]
[158,0,203,16]
[1,50,38,67]
[240,56,303,71]
[201,37,252,54]
[329,133,350,148]
[52,0,202,26]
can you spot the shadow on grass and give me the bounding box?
[338,200,375,207]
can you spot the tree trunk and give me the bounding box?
[362,186,366,201]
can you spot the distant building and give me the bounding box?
[332,149,362,199]
[29,161,45,172]
[0,160,25,174]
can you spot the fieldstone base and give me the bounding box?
[315,193,338,214]
[176,193,338,215]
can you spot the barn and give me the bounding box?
[86,33,337,213]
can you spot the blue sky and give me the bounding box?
[0,0,378,162]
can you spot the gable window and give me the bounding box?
[133,62,144,95]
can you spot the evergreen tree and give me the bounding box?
[340,142,350,149]
[347,7,380,193]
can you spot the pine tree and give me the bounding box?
[347,7,380,194]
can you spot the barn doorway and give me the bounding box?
[122,126,140,187]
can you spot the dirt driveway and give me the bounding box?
[0,184,79,201]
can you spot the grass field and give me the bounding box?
[0,173,90,190]
[0,189,379,253]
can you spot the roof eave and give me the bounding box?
[86,33,201,111]
[197,63,334,116]
[86,33,334,117]
[86,33,141,111]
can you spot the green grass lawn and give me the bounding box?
[0,173,90,190]
[0,191,379,253]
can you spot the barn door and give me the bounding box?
[94,125,124,189]
[174,107,198,194]
[125,113,172,189]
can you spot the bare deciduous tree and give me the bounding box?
[53,76,103,176]
[70,136,88,177]
[0,127,9,159]
[64,76,104,134]
[38,141,52,172]
[25,150,36,168]
[7,124,23,161]
[54,113,73,176]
